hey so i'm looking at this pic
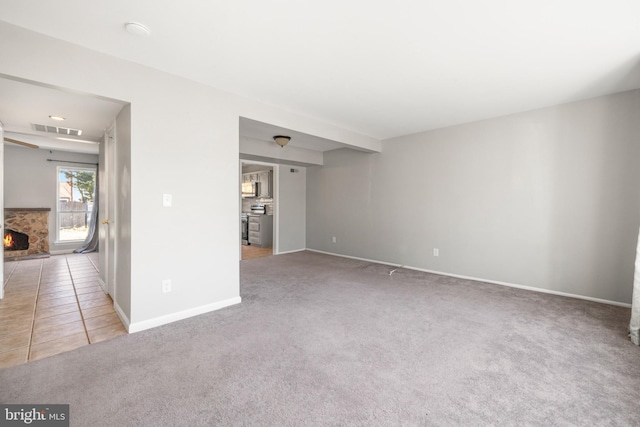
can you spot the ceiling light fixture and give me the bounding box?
[124,22,151,37]
[49,115,65,121]
[274,135,291,148]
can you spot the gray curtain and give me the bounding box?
[629,226,640,345]
[74,169,99,254]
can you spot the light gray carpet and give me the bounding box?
[1,251,639,426]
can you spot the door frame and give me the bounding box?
[98,121,117,299]
[239,160,279,258]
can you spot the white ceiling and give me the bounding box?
[240,118,346,152]
[0,76,126,154]
[1,0,639,141]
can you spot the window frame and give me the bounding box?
[56,165,97,243]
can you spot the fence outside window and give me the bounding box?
[57,167,96,242]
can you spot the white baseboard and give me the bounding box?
[276,248,306,255]
[97,277,107,293]
[305,249,632,308]
[127,296,242,333]
[114,301,131,332]
[50,249,77,255]
[306,249,399,266]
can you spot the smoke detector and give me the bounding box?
[125,22,151,36]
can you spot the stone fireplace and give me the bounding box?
[4,208,51,259]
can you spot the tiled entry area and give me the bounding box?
[0,253,126,369]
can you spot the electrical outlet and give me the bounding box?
[162,193,172,207]
[161,279,172,293]
[433,248,439,257]
[332,236,337,243]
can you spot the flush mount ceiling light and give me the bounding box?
[124,22,151,36]
[274,135,291,148]
[48,115,65,121]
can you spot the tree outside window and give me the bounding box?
[57,167,96,241]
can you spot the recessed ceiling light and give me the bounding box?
[49,115,65,121]
[124,22,151,37]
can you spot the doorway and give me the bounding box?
[0,76,129,367]
[240,161,278,260]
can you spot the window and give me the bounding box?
[57,167,96,242]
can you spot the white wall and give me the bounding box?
[3,145,99,253]
[307,90,640,305]
[0,21,376,331]
[277,165,306,253]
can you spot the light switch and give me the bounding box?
[163,194,172,207]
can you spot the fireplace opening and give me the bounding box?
[4,229,30,252]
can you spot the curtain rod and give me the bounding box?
[47,159,98,166]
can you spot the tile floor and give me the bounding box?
[0,253,126,369]
[241,245,273,260]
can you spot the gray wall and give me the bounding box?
[307,90,640,304]
[277,165,306,253]
[4,145,99,253]
[115,104,132,321]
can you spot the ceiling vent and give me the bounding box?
[32,123,83,136]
